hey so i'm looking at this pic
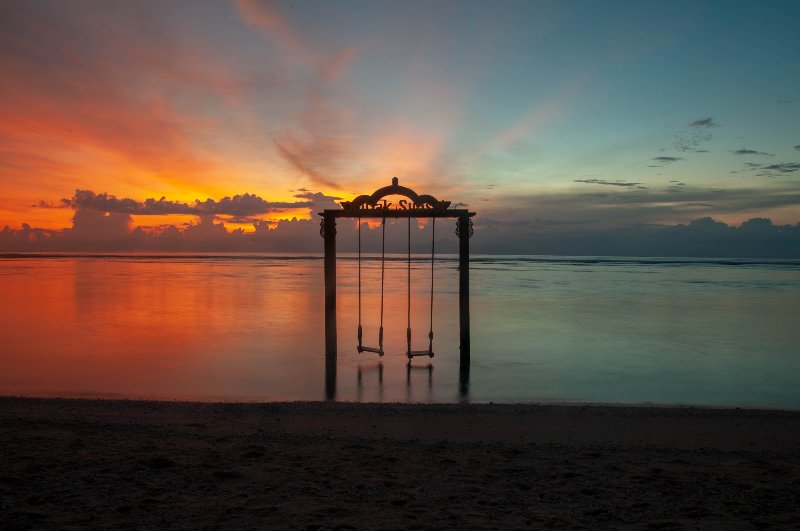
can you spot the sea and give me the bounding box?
[1,253,799,408]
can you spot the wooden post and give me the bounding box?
[458,215,470,372]
[323,213,337,398]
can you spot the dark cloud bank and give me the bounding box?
[473,217,800,258]
[5,213,798,258]
[2,189,800,258]
[48,190,317,216]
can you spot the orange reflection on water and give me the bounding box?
[0,257,326,401]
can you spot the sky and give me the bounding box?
[1,0,799,255]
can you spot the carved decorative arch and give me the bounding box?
[339,177,451,214]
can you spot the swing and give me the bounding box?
[356,215,385,356]
[407,217,436,359]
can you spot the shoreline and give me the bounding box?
[3,397,800,528]
[6,392,800,412]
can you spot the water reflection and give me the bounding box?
[459,362,470,400]
[325,353,336,401]
[2,254,800,407]
[407,361,433,384]
[327,357,470,402]
[0,256,329,401]
[356,362,384,402]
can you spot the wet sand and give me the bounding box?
[2,397,799,529]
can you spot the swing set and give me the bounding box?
[320,177,475,366]
[356,213,437,359]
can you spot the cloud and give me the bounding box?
[478,184,800,236]
[670,117,719,152]
[752,163,800,178]
[49,190,312,216]
[70,208,132,242]
[731,149,773,156]
[0,212,451,254]
[6,213,798,258]
[293,191,341,201]
[6,184,800,257]
[652,156,683,164]
[673,131,711,152]
[574,179,642,187]
[270,45,361,190]
[688,117,719,128]
[273,138,342,189]
[293,190,343,212]
[197,193,312,215]
[232,0,365,190]
[233,0,310,59]
[468,214,800,258]
[34,199,71,209]
[0,1,262,198]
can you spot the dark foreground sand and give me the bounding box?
[2,398,800,529]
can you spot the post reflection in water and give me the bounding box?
[459,362,470,400]
[325,353,337,401]
[405,363,433,401]
[356,363,384,402]
[324,355,470,402]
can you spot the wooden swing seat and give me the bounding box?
[407,349,434,358]
[358,345,384,356]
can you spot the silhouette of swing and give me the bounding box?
[356,216,386,356]
[322,177,474,372]
[405,216,436,360]
[355,214,436,359]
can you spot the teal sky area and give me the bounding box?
[1,0,799,253]
[298,0,800,220]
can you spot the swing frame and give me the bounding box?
[320,177,475,370]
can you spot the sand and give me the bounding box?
[2,398,799,529]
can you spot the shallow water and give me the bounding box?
[1,253,799,407]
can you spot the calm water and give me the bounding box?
[1,253,799,408]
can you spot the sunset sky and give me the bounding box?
[1,0,799,252]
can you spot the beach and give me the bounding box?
[2,398,799,529]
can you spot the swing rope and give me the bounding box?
[427,218,435,354]
[379,216,385,352]
[406,216,411,357]
[407,217,436,359]
[357,216,362,349]
[357,216,385,356]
